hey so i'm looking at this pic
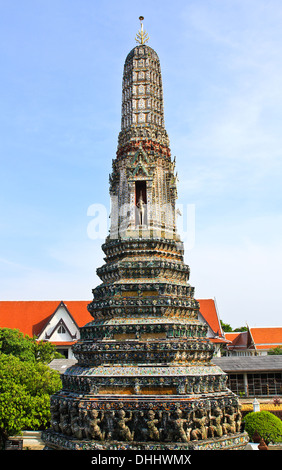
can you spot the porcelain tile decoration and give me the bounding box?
[42,18,248,451]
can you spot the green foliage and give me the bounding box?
[0,328,63,447]
[220,321,247,332]
[0,328,63,363]
[243,411,282,445]
[0,328,35,362]
[35,338,64,363]
[268,346,282,355]
[0,352,62,446]
[220,321,233,332]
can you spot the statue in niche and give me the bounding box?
[134,379,141,394]
[136,195,145,225]
[177,378,187,395]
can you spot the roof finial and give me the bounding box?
[135,16,149,45]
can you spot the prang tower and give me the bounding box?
[43,18,248,450]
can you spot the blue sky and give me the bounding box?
[1,0,282,328]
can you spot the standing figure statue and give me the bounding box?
[136,195,145,225]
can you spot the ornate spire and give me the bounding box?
[42,19,249,453]
[121,37,165,137]
[135,16,150,45]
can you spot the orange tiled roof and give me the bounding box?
[249,327,282,349]
[225,332,241,341]
[0,298,224,341]
[51,341,77,346]
[225,328,282,351]
[0,301,91,338]
[225,331,249,349]
[198,299,223,337]
[208,337,228,344]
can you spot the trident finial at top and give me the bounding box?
[135,16,150,45]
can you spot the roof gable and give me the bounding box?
[226,327,282,351]
[38,302,80,342]
[0,300,91,338]
[45,318,76,340]
[225,332,241,341]
[198,299,224,338]
[225,331,249,350]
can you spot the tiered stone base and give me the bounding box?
[42,430,248,451]
[42,392,248,451]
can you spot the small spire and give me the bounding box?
[135,16,150,45]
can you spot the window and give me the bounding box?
[227,374,245,396]
[57,348,68,359]
[58,325,66,334]
[227,372,282,397]
[135,180,147,205]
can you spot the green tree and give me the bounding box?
[0,328,63,363]
[220,321,247,332]
[220,321,233,332]
[0,352,62,448]
[268,346,282,355]
[234,326,248,332]
[0,328,63,448]
[243,411,282,445]
[0,328,35,362]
